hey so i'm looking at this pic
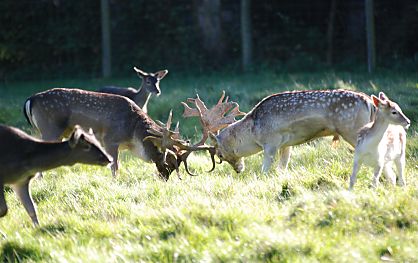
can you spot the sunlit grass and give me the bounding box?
[0,71,417,262]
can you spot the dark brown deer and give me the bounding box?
[98,67,168,113]
[206,89,377,173]
[24,88,213,180]
[0,124,112,225]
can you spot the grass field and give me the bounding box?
[0,70,417,262]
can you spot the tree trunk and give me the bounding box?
[326,0,337,65]
[365,0,376,73]
[101,0,111,78]
[241,0,252,71]
[195,0,225,62]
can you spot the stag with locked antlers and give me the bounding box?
[24,88,218,181]
[143,91,245,177]
[185,89,382,174]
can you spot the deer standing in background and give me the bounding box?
[24,88,214,180]
[208,89,376,173]
[349,92,410,189]
[0,124,112,225]
[98,66,168,113]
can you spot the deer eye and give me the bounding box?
[218,153,224,159]
[391,111,397,115]
[146,80,151,85]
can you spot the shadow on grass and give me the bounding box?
[0,241,50,262]
[37,222,67,235]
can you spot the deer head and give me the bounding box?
[372,92,410,129]
[144,110,217,178]
[180,91,246,172]
[68,125,114,166]
[134,66,168,96]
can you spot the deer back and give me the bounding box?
[26,88,137,141]
[247,89,375,146]
[99,86,139,102]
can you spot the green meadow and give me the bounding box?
[0,71,417,262]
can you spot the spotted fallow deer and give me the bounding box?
[0,124,112,225]
[349,92,410,190]
[98,67,168,113]
[23,88,214,180]
[208,89,377,173]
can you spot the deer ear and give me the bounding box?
[378,92,389,101]
[371,95,387,108]
[154,70,168,80]
[133,66,148,78]
[371,95,380,107]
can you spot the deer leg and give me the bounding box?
[12,180,39,226]
[262,144,279,173]
[395,155,406,187]
[371,164,384,188]
[104,144,119,177]
[383,164,396,186]
[349,158,362,190]
[278,146,292,170]
[0,184,8,218]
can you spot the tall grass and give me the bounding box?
[0,71,417,262]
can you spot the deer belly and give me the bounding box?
[279,117,336,146]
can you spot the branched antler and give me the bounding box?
[181,91,245,145]
[144,110,216,178]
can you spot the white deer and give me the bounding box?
[0,124,112,225]
[349,92,410,189]
[98,67,168,113]
[209,89,377,173]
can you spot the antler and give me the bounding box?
[144,110,216,178]
[182,91,245,145]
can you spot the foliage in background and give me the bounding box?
[0,0,417,80]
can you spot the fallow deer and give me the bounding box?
[207,89,376,173]
[23,88,214,180]
[349,92,410,189]
[0,124,112,225]
[98,66,168,113]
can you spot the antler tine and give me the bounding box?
[166,110,173,130]
[217,90,226,105]
[229,103,246,116]
[173,121,180,136]
[181,101,200,117]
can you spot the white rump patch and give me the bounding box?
[25,99,39,129]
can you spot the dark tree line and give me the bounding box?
[0,0,417,80]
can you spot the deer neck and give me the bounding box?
[221,117,261,158]
[135,87,152,109]
[362,112,391,146]
[30,142,74,171]
[130,114,164,163]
